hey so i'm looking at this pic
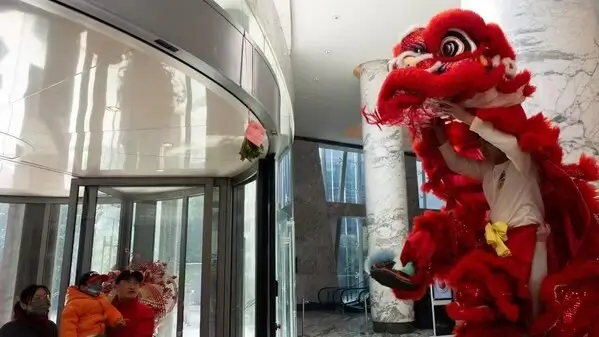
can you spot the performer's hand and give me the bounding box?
[438,101,475,125]
[536,223,551,242]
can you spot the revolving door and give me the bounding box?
[56,177,235,337]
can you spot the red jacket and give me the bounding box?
[107,297,154,337]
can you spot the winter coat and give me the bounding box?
[107,297,154,337]
[59,286,123,337]
[0,317,57,337]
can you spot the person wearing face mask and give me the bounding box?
[60,272,124,337]
[0,284,57,337]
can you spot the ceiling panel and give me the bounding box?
[290,0,461,146]
[0,0,268,196]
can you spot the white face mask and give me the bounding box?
[24,298,50,315]
[85,285,103,297]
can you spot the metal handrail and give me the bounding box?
[339,287,368,305]
[317,286,339,304]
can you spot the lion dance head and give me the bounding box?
[371,9,535,133]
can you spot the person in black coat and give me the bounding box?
[0,284,58,337]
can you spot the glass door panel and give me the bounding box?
[276,150,296,337]
[208,187,220,337]
[91,194,123,272]
[183,193,204,337]
[61,181,225,337]
[47,204,81,321]
[126,186,209,337]
[234,181,257,337]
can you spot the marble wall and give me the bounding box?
[462,0,599,162]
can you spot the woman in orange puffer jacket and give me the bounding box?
[60,272,124,337]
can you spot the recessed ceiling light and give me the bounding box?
[163,142,173,147]
[156,169,165,172]
[332,15,339,20]
[325,50,331,54]
[313,77,319,81]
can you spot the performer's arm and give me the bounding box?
[438,142,490,180]
[434,121,490,180]
[468,117,532,173]
[440,102,532,173]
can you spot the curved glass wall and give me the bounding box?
[207,2,297,335]
[211,0,294,143]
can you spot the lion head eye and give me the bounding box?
[439,29,477,57]
[411,43,426,54]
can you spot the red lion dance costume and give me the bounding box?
[366,9,599,337]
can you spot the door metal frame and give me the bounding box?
[57,176,232,336]
[217,179,233,337]
[57,182,81,325]
[198,183,213,336]
[255,155,277,337]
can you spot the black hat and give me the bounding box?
[115,270,144,284]
[77,271,108,286]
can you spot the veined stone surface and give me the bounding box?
[463,0,599,163]
[359,60,414,324]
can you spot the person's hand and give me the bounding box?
[116,319,127,327]
[438,101,475,125]
[536,223,551,242]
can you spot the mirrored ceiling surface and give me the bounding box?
[0,0,268,196]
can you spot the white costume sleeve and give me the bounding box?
[469,117,533,173]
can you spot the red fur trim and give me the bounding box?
[475,105,527,135]
[446,302,496,323]
[392,27,425,57]
[483,23,516,59]
[448,250,522,322]
[495,72,532,94]
[532,261,599,336]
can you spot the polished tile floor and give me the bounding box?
[298,311,432,337]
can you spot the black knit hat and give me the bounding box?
[115,270,144,284]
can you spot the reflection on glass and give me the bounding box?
[344,152,365,204]
[337,217,367,290]
[47,204,72,322]
[183,194,204,337]
[91,202,122,272]
[241,181,257,337]
[0,203,24,323]
[153,198,183,337]
[275,150,296,337]
[209,188,220,337]
[416,160,444,210]
[277,151,293,209]
[318,147,365,204]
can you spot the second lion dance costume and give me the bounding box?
[366,9,599,337]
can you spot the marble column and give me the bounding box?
[462,0,599,162]
[355,60,415,332]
